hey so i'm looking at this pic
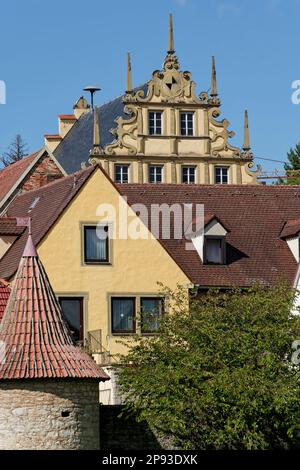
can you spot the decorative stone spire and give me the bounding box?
[164,14,180,71]
[243,109,250,151]
[168,13,175,54]
[90,106,104,157]
[126,52,132,94]
[210,56,217,97]
[0,234,108,380]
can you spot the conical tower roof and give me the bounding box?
[0,234,108,381]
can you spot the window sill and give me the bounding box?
[83,261,112,266]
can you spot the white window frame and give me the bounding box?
[148,111,163,135]
[114,164,130,184]
[215,166,229,185]
[180,112,194,136]
[149,164,164,183]
[182,165,196,184]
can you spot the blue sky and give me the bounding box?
[0,0,300,177]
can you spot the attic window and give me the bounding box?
[204,237,225,265]
[28,197,40,213]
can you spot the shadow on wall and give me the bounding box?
[100,405,162,450]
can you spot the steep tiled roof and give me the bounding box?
[0,152,39,204]
[0,165,96,279]
[0,234,108,380]
[0,278,10,322]
[54,85,148,174]
[117,183,300,287]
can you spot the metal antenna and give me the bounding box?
[83,85,101,109]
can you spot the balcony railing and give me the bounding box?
[85,329,111,366]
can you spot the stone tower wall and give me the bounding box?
[0,379,100,450]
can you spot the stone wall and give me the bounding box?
[0,379,100,450]
[22,155,63,192]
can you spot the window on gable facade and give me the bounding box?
[59,297,84,343]
[182,166,196,184]
[84,225,109,264]
[111,297,136,334]
[180,112,194,136]
[140,297,164,333]
[115,164,129,183]
[149,165,163,183]
[215,166,229,184]
[149,111,162,135]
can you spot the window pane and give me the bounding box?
[112,298,135,333]
[141,298,163,333]
[59,298,83,342]
[115,165,129,183]
[215,167,228,184]
[180,112,194,136]
[206,238,222,263]
[149,112,162,135]
[149,165,163,183]
[182,166,195,184]
[84,226,108,262]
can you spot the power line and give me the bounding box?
[254,156,286,164]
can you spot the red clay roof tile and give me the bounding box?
[0,152,39,203]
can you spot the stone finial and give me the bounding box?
[90,106,103,157]
[126,52,132,94]
[243,110,250,151]
[211,56,217,97]
[168,13,175,54]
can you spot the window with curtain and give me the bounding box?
[204,237,224,264]
[84,225,109,263]
[141,297,163,333]
[59,297,83,342]
[111,297,135,333]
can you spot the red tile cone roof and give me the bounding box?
[0,279,10,322]
[0,236,108,381]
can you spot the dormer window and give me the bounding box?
[204,237,225,264]
[149,111,162,135]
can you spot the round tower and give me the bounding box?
[0,233,108,450]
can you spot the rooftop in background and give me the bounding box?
[0,278,10,322]
[0,165,299,288]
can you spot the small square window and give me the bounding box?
[111,297,136,334]
[115,164,129,183]
[84,225,109,264]
[141,298,163,333]
[204,237,225,264]
[180,112,194,136]
[182,166,196,184]
[149,165,163,183]
[215,167,229,184]
[149,111,162,135]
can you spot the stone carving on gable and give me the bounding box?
[105,105,138,156]
[208,107,241,158]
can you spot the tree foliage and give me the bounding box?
[116,284,300,449]
[0,134,29,167]
[277,143,300,185]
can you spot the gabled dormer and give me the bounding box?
[186,214,229,265]
[280,218,300,262]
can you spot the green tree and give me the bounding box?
[116,284,300,450]
[0,134,29,167]
[277,143,300,184]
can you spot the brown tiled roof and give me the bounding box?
[280,218,300,239]
[117,183,300,287]
[1,166,300,288]
[0,217,25,236]
[0,234,108,380]
[0,278,10,322]
[0,152,40,203]
[0,166,96,279]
